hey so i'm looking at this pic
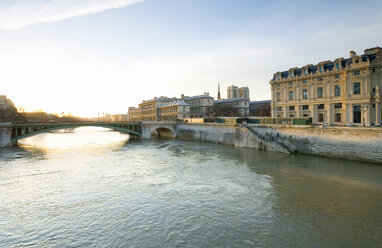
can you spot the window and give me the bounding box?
[302,105,309,110]
[289,91,294,101]
[303,69,307,75]
[354,82,361,94]
[277,92,281,101]
[303,79,307,83]
[334,103,342,109]
[354,70,360,76]
[289,106,295,111]
[289,82,293,86]
[317,87,323,98]
[317,104,325,110]
[290,72,293,78]
[335,85,341,96]
[373,88,376,93]
[289,114,294,117]
[335,74,340,79]
[335,113,341,122]
[319,66,323,72]
[336,63,340,69]
[303,114,308,117]
[277,107,282,111]
[373,104,376,109]
[302,89,308,99]
[318,77,323,81]
[318,114,324,122]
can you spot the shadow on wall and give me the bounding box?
[151,128,174,138]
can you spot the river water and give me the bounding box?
[0,127,381,248]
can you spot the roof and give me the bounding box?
[142,97,178,103]
[161,101,190,107]
[276,50,378,80]
[215,98,249,104]
[250,100,271,105]
[184,94,213,101]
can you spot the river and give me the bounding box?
[0,127,381,247]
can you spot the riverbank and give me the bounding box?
[175,123,382,164]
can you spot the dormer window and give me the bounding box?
[290,72,293,78]
[319,66,323,73]
[336,63,340,69]
[303,69,307,75]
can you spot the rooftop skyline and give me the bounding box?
[1,0,382,117]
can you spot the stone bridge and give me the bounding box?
[140,122,177,139]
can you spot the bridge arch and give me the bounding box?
[151,127,175,138]
[140,122,177,139]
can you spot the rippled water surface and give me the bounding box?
[1,127,382,248]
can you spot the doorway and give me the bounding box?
[353,105,361,123]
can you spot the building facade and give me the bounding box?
[214,98,250,117]
[227,85,239,99]
[158,102,190,121]
[127,107,142,122]
[270,47,382,125]
[138,97,177,122]
[183,93,214,118]
[239,87,250,99]
[249,100,271,117]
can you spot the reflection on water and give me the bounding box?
[0,127,381,247]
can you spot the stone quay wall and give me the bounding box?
[0,123,13,147]
[175,123,382,164]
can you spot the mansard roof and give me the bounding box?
[275,49,378,80]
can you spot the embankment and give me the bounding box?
[176,123,382,164]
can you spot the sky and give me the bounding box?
[1,0,382,117]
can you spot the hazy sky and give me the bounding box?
[1,0,382,116]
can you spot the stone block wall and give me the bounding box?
[0,125,12,147]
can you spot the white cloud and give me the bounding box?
[0,0,144,30]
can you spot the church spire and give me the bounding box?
[217,82,221,100]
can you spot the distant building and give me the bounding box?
[111,114,128,122]
[249,100,271,116]
[227,85,239,99]
[239,87,250,99]
[104,113,112,122]
[158,101,190,121]
[139,97,177,121]
[214,98,250,117]
[183,93,214,118]
[270,47,382,125]
[128,107,142,122]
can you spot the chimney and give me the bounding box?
[181,94,184,99]
[350,50,356,58]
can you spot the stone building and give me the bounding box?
[249,100,271,117]
[183,93,214,118]
[239,87,250,99]
[270,47,382,125]
[158,101,190,121]
[138,97,177,122]
[127,107,142,122]
[227,85,239,99]
[214,98,250,117]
